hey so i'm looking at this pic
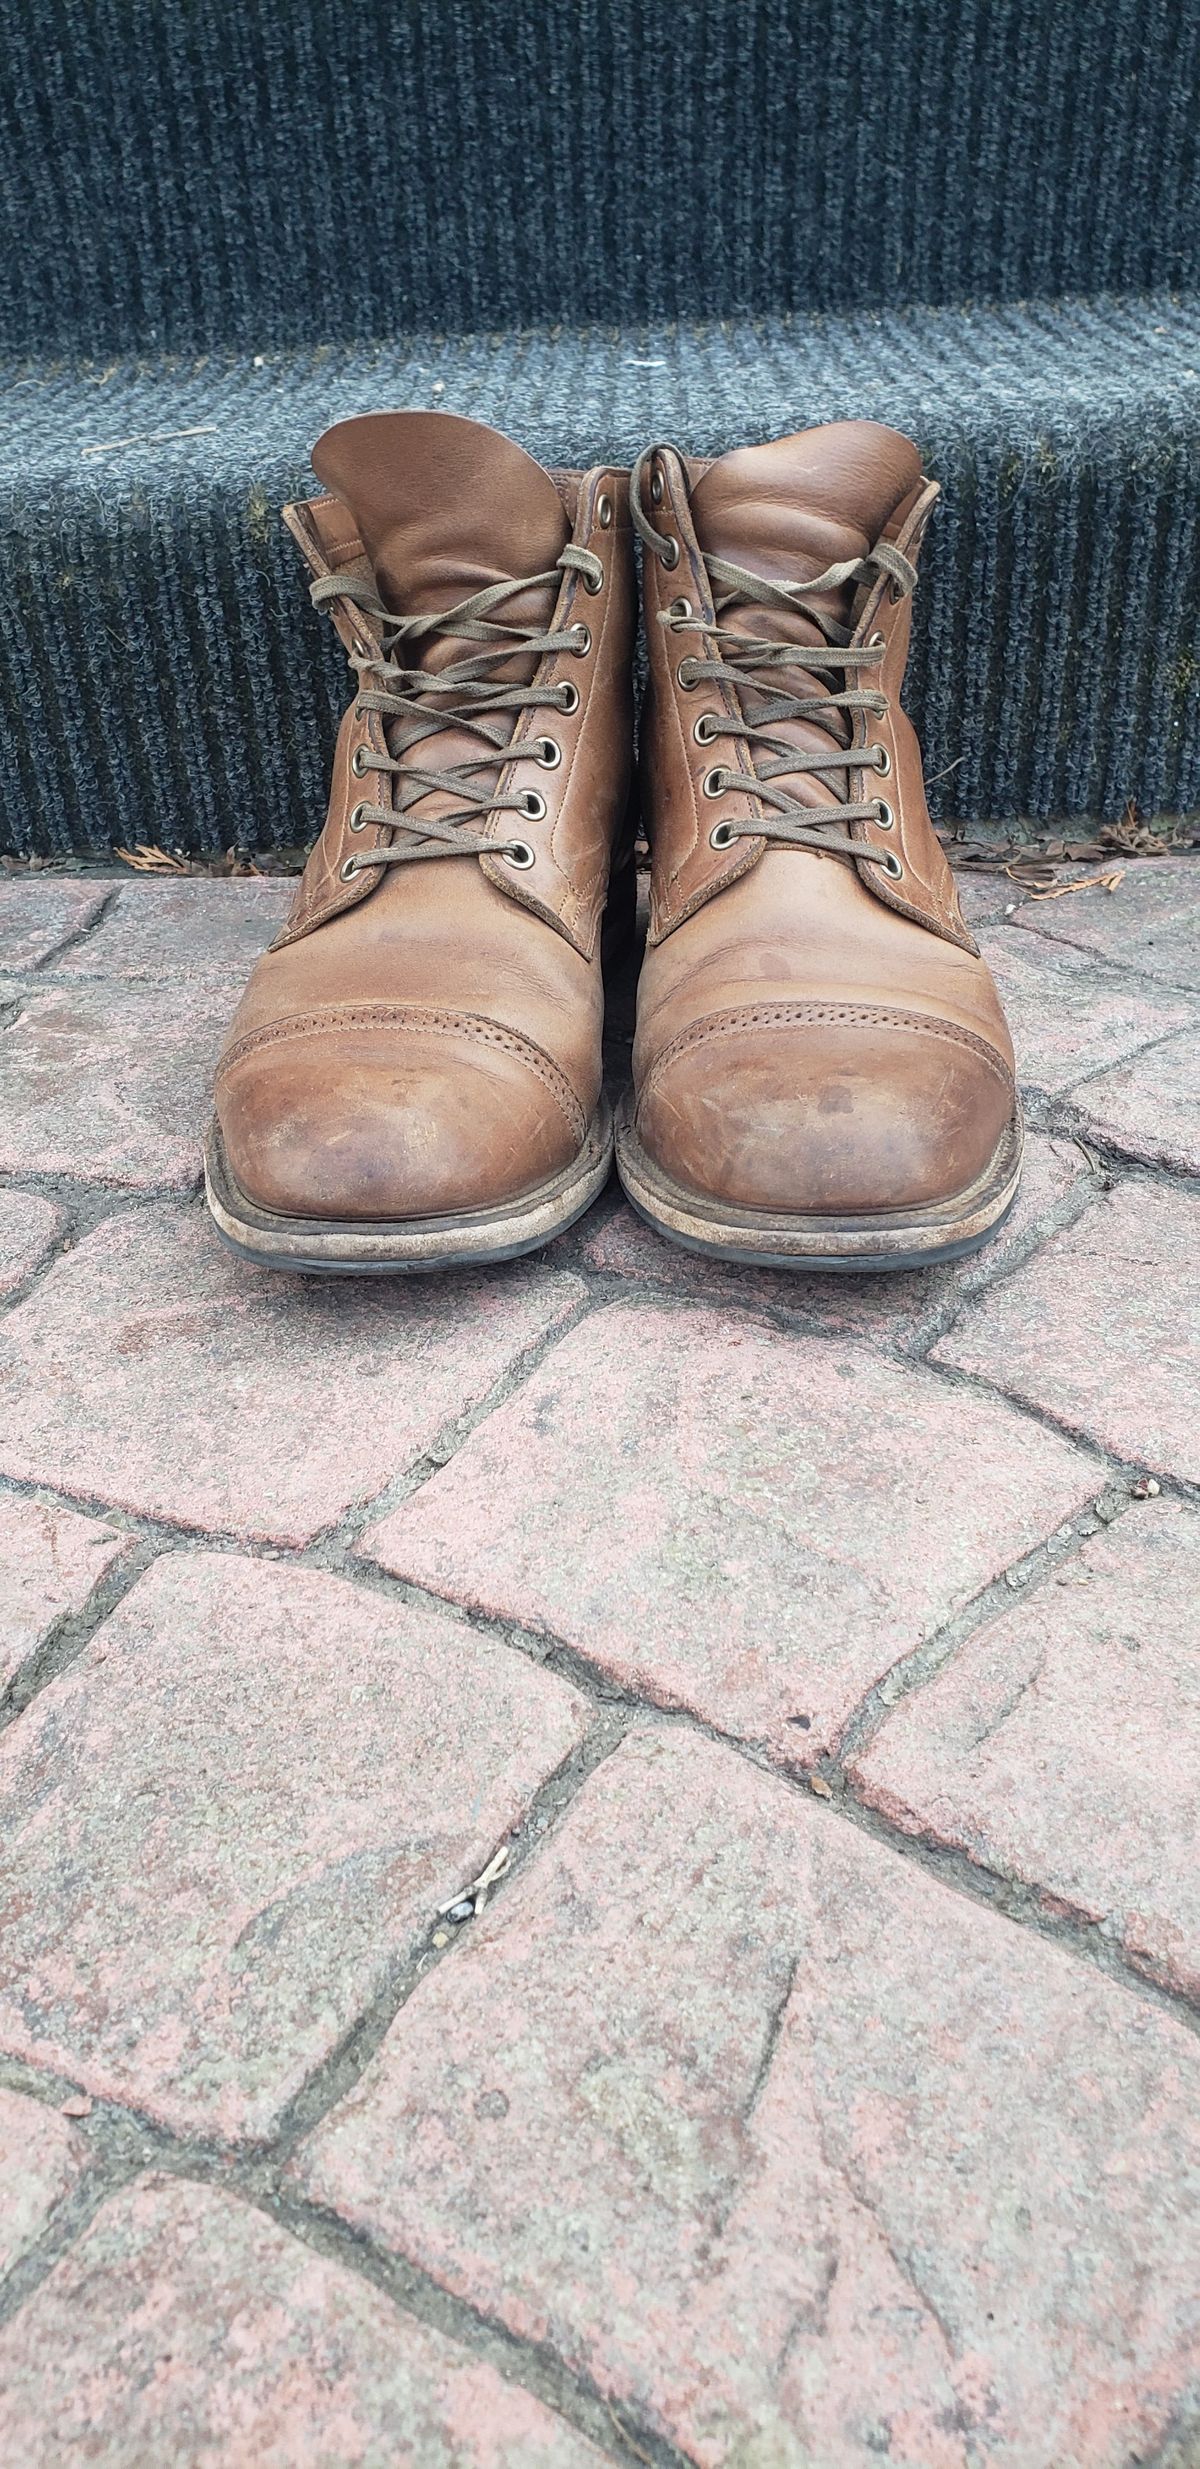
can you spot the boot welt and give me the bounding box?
[203,1101,613,1275]
[614,1095,1023,1272]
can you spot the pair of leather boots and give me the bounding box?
[207,412,1021,1274]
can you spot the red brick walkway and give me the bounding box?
[0,863,1197,2467]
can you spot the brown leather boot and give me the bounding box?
[206,412,635,1271]
[619,424,1022,1269]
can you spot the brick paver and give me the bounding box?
[1010,857,1200,990]
[296,1728,1200,2469]
[0,2177,605,2467]
[950,867,1021,928]
[0,880,109,971]
[578,1130,1087,1348]
[0,1492,125,1697]
[0,1551,588,2141]
[853,1497,1200,2000]
[48,878,293,984]
[975,925,1197,1094]
[0,2089,87,2279]
[364,1300,1098,1763]
[0,1189,61,1297]
[934,1178,1199,1481]
[1066,1024,1200,1177]
[0,1204,582,1543]
[0,979,232,1191]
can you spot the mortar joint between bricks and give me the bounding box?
[265,1708,633,2161]
[306,1282,606,1564]
[830,1480,1134,1771]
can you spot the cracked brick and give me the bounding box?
[0,1551,589,2140]
[852,1497,1200,2000]
[294,1727,1200,2469]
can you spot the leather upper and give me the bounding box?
[632,422,1018,1219]
[215,412,634,1223]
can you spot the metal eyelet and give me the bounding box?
[534,736,561,769]
[583,559,604,595]
[348,803,369,831]
[874,799,895,830]
[351,744,368,776]
[875,849,903,880]
[597,492,613,528]
[669,596,693,620]
[710,820,739,849]
[693,713,720,745]
[518,789,547,821]
[701,766,726,799]
[353,700,365,721]
[505,841,536,869]
[677,658,698,690]
[571,623,591,656]
[869,744,891,775]
[557,680,580,715]
[650,467,664,506]
[340,856,360,881]
[868,630,886,649]
[658,536,680,569]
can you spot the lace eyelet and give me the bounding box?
[875,849,903,880]
[658,536,680,569]
[351,744,368,776]
[677,659,698,690]
[348,803,369,831]
[650,467,664,506]
[693,713,720,746]
[710,820,739,850]
[669,596,693,620]
[518,789,547,822]
[505,840,536,870]
[874,799,895,830]
[868,630,886,650]
[870,744,891,775]
[701,766,726,799]
[571,623,592,656]
[583,560,604,596]
[597,492,614,529]
[534,736,561,770]
[557,680,580,715]
[340,856,360,881]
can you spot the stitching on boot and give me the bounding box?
[642,1001,1016,1105]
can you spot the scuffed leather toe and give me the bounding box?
[215,1005,586,1221]
[635,1003,1016,1216]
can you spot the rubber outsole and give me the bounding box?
[614,1094,1024,1272]
[204,1099,614,1275]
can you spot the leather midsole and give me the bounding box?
[615,1094,1023,1259]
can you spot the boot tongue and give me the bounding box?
[311,410,569,678]
[689,422,921,610]
[687,423,922,815]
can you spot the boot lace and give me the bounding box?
[630,445,916,876]
[311,547,603,877]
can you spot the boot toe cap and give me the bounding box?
[215,1005,586,1222]
[636,1003,1016,1218]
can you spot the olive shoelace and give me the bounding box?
[311,547,603,879]
[630,445,917,877]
